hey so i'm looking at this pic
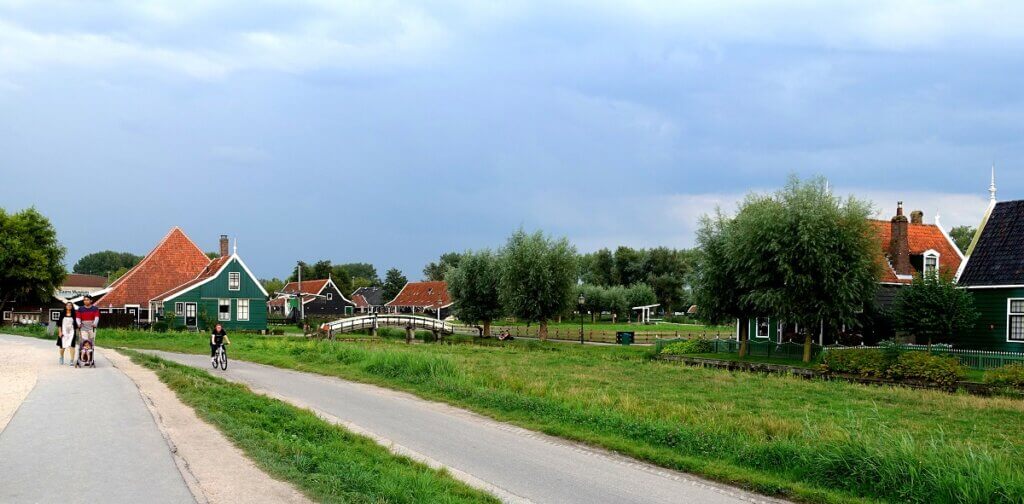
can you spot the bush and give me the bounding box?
[152,321,169,333]
[272,329,285,336]
[888,352,965,387]
[822,349,890,377]
[983,363,1024,388]
[660,338,714,355]
[824,348,965,387]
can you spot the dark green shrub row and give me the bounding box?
[823,348,965,386]
[983,363,1024,388]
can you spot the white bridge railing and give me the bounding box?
[321,314,456,335]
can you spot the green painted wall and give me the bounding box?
[962,288,1024,351]
[162,258,267,331]
[745,317,778,341]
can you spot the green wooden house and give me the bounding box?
[956,194,1024,351]
[151,244,268,332]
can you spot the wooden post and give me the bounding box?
[406,325,414,344]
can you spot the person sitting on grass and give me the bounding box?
[210,323,231,361]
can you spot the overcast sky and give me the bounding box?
[2,1,1022,281]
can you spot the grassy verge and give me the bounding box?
[669,352,821,368]
[8,327,1024,503]
[492,320,732,334]
[117,348,497,504]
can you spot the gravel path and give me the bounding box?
[147,349,790,504]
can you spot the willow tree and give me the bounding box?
[694,176,879,361]
[498,229,577,340]
[693,209,752,355]
[446,250,504,336]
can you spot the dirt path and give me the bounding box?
[105,349,312,504]
[0,337,49,432]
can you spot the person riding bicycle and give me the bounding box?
[210,323,230,360]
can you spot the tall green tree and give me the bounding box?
[613,246,647,286]
[692,210,752,355]
[446,250,504,336]
[889,273,979,347]
[72,250,142,276]
[335,263,380,286]
[261,278,285,295]
[423,252,463,281]
[497,229,577,340]
[0,208,66,312]
[329,265,353,294]
[736,176,879,361]
[381,268,408,303]
[625,283,658,320]
[949,225,976,255]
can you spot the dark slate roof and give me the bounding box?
[351,286,384,306]
[959,200,1024,286]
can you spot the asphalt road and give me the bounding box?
[0,335,196,504]
[148,349,786,504]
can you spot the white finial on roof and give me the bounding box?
[990,163,997,202]
[233,238,237,255]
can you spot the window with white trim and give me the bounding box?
[327,293,333,301]
[1009,300,1024,342]
[50,310,61,321]
[174,302,184,315]
[228,272,240,291]
[218,299,231,321]
[923,251,939,277]
[3,311,11,321]
[756,317,770,338]
[236,299,249,321]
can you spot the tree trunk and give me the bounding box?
[483,321,491,337]
[591,311,595,323]
[803,333,812,363]
[738,319,749,358]
[539,320,549,341]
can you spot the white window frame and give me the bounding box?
[755,317,771,339]
[174,302,184,316]
[228,272,241,291]
[236,299,249,321]
[922,249,940,278]
[2,311,11,321]
[1007,299,1024,343]
[326,293,333,301]
[218,299,231,321]
[50,310,61,321]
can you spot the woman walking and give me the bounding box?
[56,302,78,366]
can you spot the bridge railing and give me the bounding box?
[322,314,456,335]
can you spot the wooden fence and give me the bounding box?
[491,325,733,345]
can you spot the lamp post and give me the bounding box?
[578,294,585,344]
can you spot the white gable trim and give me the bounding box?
[160,254,269,302]
[323,278,354,305]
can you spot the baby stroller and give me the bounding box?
[77,339,96,368]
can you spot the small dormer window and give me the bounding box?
[327,293,333,301]
[923,250,940,277]
[228,272,240,291]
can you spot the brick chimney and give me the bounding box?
[910,210,924,225]
[219,235,229,257]
[890,203,911,276]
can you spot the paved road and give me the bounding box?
[0,335,195,504]
[148,350,785,504]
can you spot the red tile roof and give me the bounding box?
[97,228,211,308]
[868,220,963,284]
[351,294,369,308]
[62,274,107,289]
[151,255,232,302]
[385,281,451,308]
[268,297,288,307]
[280,279,329,296]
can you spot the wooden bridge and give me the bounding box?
[321,314,457,335]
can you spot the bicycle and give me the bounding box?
[212,343,228,370]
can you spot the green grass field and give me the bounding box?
[9,326,1024,504]
[118,348,497,504]
[493,319,733,334]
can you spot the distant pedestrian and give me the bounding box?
[76,296,100,365]
[56,302,78,366]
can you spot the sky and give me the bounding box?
[2,1,1023,281]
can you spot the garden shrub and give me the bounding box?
[272,329,285,336]
[983,363,1024,388]
[151,321,169,332]
[822,349,889,377]
[660,338,714,355]
[887,352,965,387]
[824,348,964,386]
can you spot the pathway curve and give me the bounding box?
[147,349,789,504]
[0,334,196,504]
